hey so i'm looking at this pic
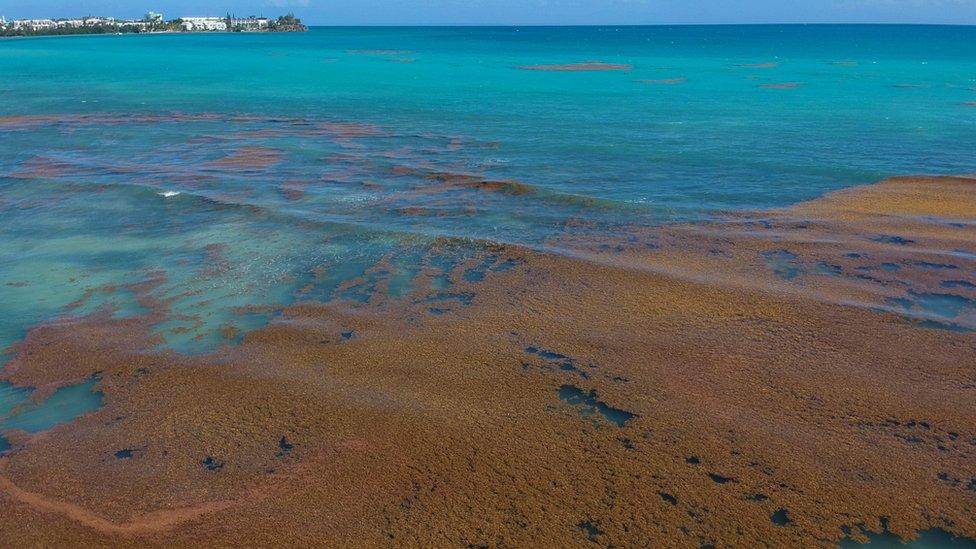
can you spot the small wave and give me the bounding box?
[158,191,181,198]
[419,171,653,213]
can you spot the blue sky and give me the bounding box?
[1,0,975,25]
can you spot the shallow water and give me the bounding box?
[0,381,31,418]
[841,528,976,548]
[0,379,103,434]
[558,384,636,427]
[1,26,975,356]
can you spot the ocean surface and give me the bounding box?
[1,25,975,357]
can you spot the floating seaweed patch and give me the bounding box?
[519,62,633,72]
[758,82,802,89]
[638,78,687,85]
[317,121,383,138]
[206,146,283,171]
[423,172,537,195]
[558,385,636,427]
[278,181,307,201]
[346,49,415,56]
[9,156,82,179]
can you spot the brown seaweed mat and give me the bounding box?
[1,176,975,547]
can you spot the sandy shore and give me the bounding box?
[1,175,974,547]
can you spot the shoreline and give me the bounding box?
[0,29,306,40]
[1,174,974,546]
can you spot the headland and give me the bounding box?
[0,13,306,37]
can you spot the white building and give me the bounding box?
[180,17,227,31]
[11,19,58,31]
[56,19,85,28]
[230,17,269,30]
[144,12,163,24]
[82,17,116,26]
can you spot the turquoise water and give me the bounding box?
[841,529,976,548]
[558,384,637,427]
[1,25,975,358]
[0,379,103,434]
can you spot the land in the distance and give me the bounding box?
[0,13,306,37]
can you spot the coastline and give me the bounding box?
[0,15,307,39]
[0,29,306,40]
[1,174,974,546]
